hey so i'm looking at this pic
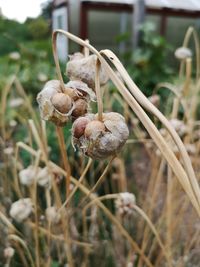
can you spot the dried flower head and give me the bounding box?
[37,80,95,126]
[4,247,15,259]
[10,198,33,222]
[72,112,129,159]
[66,53,109,89]
[19,165,40,186]
[115,192,136,216]
[9,52,21,61]
[37,167,52,188]
[45,206,61,224]
[174,47,192,60]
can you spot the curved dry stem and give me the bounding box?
[51,29,200,216]
[182,26,200,81]
[8,234,35,267]
[100,49,200,214]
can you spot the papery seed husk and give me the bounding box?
[66,54,109,89]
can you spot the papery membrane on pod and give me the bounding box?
[37,80,95,126]
[72,112,129,159]
[66,53,109,89]
[9,198,33,222]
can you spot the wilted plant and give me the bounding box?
[0,26,200,267]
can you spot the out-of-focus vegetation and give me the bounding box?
[0,1,55,99]
[118,22,173,96]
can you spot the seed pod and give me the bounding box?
[72,116,91,139]
[37,80,95,126]
[174,47,192,60]
[9,198,33,222]
[115,192,136,217]
[51,93,72,113]
[37,167,52,188]
[45,206,61,224]
[84,120,105,139]
[4,247,15,259]
[66,80,96,102]
[72,112,129,159]
[72,99,88,119]
[19,165,41,186]
[66,53,109,89]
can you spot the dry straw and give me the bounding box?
[52,29,200,217]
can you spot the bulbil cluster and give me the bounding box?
[37,79,95,126]
[37,51,129,159]
[72,112,129,159]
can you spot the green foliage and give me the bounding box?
[26,17,50,40]
[0,17,30,55]
[121,22,173,96]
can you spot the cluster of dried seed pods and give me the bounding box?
[37,45,129,159]
[37,79,95,126]
[72,112,129,159]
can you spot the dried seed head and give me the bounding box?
[66,54,109,89]
[72,99,88,119]
[37,167,52,188]
[37,80,94,126]
[72,112,129,159]
[10,198,33,222]
[19,165,40,186]
[115,192,136,217]
[45,206,61,224]
[72,116,91,139]
[37,80,69,126]
[4,247,15,259]
[175,47,192,60]
[51,93,72,113]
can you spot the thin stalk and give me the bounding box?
[56,126,71,199]
[59,158,92,210]
[79,156,115,207]
[95,58,103,121]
